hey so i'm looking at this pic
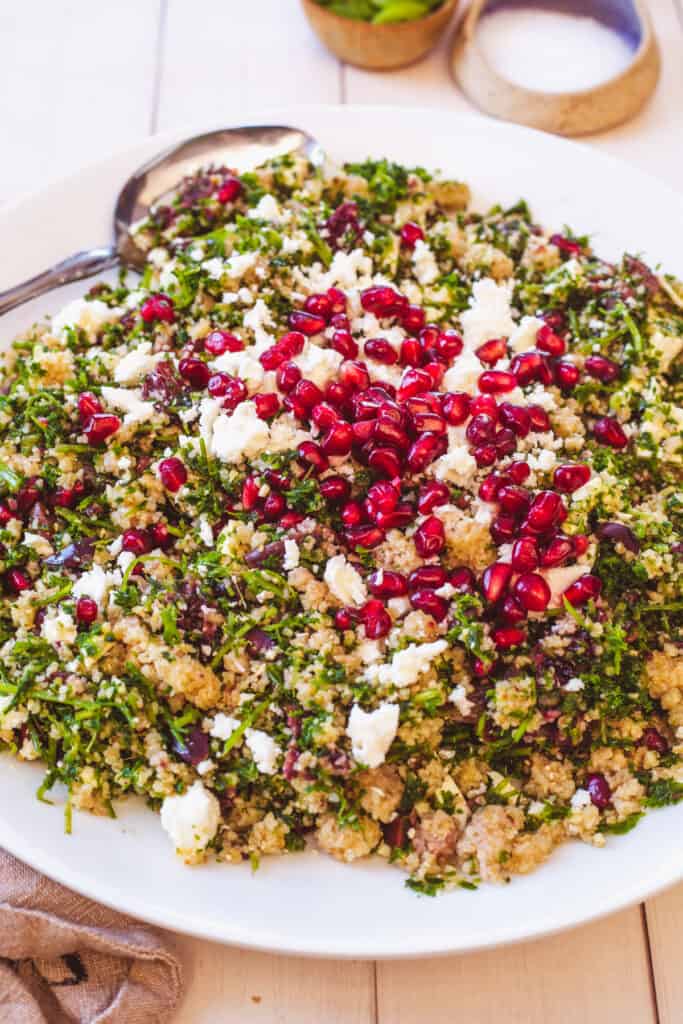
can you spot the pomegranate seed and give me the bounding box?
[406,433,447,473]
[254,393,280,419]
[442,392,471,425]
[304,293,333,321]
[642,728,668,753]
[242,476,260,510]
[397,367,432,402]
[77,391,103,420]
[450,567,476,593]
[494,428,517,457]
[52,487,77,509]
[490,514,518,544]
[540,536,574,567]
[84,414,120,445]
[474,445,497,468]
[585,355,619,383]
[573,534,589,556]
[327,288,347,314]
[414,516,445,557]
[417,481,450,515]
[373,419,410,450]
[563,574,602,606]
[553,464,591,493]
[593,416,628,449]
[536,324,566,356]
[326,380,351,407]
[476,338,507,365]
[368,570,408,597]
[368,446,403,478]
[399,338,422,367]
[478,472,509,502]
[217,176,242,203]
[140,293,175,324]
[493,627,526,648]
[345,525,385,549]
[318,475,350,504]
[498,403,531,438]
[508,461,530,484]
[511,351,552,386]
[341,501,365,527]
[331,330,358,359]
[478,370,517,394]
[339,360,371,393]
[289,310,325,336]
[513,572,551,611]
[264,470,289,492]
[436,330,463,360]
[400,221,424,248]
[511,537,539,572]
[75,596,98,624]
[550,233,582,256]
[278,332,306,358]
[352,420,374,445]
[470,392,498,418]
[335,607,357,630]
[365,338,398,365]
[312,402,341,430]
[273,359,300,393]
[554,360,580,390]
[259,344,288,371]
[293,379,324,411]
[223,378,249,412]
[410,589,449,622]
[401,305,426,333]
[361,599,392,639]
[6,569,30,593]
[204,330,243,356]
[482,562,513,603]
[411,412,447,436]
[321,421,353,456]
[149,522,170,549]
[122,528,151,556]
[501,595,527,624]
[466,414,496,446]
[207,372,235,398]
[498,485,531,518]
[408,566,448,590]
[297,441,328,474]
[527,405,551,432]
[158,457,188,492]
[178,357,210,389]
[586,773,611,808]
[366,481,400,516]
[262,492,286,521]
[422,361,445,387]
[375,503,415,529]
[526,491,564,531]
[16,480,40,514]
[361,285,404,316]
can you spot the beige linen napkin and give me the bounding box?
[0,850,183,1024]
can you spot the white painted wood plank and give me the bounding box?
[378,906,655,1024]
[169,934,375,1024]
[0,1,160,202]
[156,0,341,131]
[645,881,683,1024]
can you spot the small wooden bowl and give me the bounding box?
[301,0,459,70]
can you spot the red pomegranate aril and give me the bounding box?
[262,493,286,522]
[586,773,611,809]
[375,503,415,530]
[352,419,375,444]
[475,445,497,467]
[319,475,351,504]
[259,344,288,371]
[490,513,518,544]
[408,566,448,591]
[527,405,551,432]
[406,433,447,473]
[401,305,426,333]
[275,361,302,393]
[289,310,326,335]
[178,357,209,389]
[466,413,496,446]
[511,351,552,386]
[554,360,581,390]
[341,501,365,527]
[553,463,591,494]
[513,572,551,612]
[293,379,324,410]
[332,330,358,359]
[563,574,602,606]
[311,402,341,430]
[498,403,531,438]
[330,314,350,333]
[352,387,389,420]
[365,338,398,365]
[75,596,98,625]
[642,728,668,753]
[368,570,408,597]
[278,331,306,358]
[400,221,424,248]
[479,472,509,502]
[207,372,233,398]
[140,293,175,324]
[573,534,589,556]
[593,416,628,449]
[367,481,400,514]
[501,595,527,624]
[482,562,513,603]
[122,528,151,556]
[435,329,463,360]
[7,569,30,593]
[368,446,403,478]
[442,391,471,425]
[360,285,403,316]
[204,329,243,356]
[325,379,351,406]
[264,469,290,492]
[536,324,566,356]
[400,338,423,367]
[585,355,619,383]
[526,491,564,531]
[508,461,531,484]
[397,367,432,402]
[550,233,583,256]
[478,370,517,394]
[345,525,385,550]
[339,360,370,393]
[217,176,242,203]
[493,627,526,649]
[84,414,120,445]
[158,456,187,492]
[222,378,249,412]
[410,589,449,622]
[469,394,499,420]
[423,361,445,387]
[361,599,392,639]
[321,421,354,456]
[327,287,347,314]
[417,481,450,515]
[498,484,531,518]
[304,293,333,321]
[242,476,260,511]
[335,607,357,631]
[476,338,507,365]
[543,311,566,331]
[254,393,280,419]
[450,567,476,594]
[494,429,517,457]
[511,537,539,572]
[540,536,574,568]
[411,411,447,435]
[297,441,328,474]
[414,516,445,557]
[77,391,103,421]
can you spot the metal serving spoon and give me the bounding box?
[0,125,324,316]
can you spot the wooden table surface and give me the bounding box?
[2,2,682,1020]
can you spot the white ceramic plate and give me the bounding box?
[1,106,682,958]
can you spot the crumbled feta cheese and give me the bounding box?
[346,702,400,769]
[202,257,224,279]
[198,517,214,547]
[52,298,119,339]
[41,609,77,648]
[243,299,275,349]
[525,384,558,412]
[564,677,585,692]
[508,315,544,353]
[100,386,156,425]
[650,330,683,372]
[267,414,309,453]
[460,277,516,351]
[449,684,474,716]
[248,194,286,223]
[543,564,591,608]
[283,539,300,571]
[433,443,477,486]
[72,565,113,606]
[571,788,592,809]
[324,554,367,606]
[210,713,240,741]
[441,348,484,394]
[196,759,215,776]
[114,342,164,384]
[211,350,264,393]
[412,239,439,286]
[160,781,220,854]
[22,531,53,557]
[211,401,270,462]
[527,447,557,472]
[244,729,281,774]
[372,640,448,687]
[225,250,258,280]
[294,342,343,387]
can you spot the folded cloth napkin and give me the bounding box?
[0,850,183,1024]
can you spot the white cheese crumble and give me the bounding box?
[248,193,286,224]
[283,539,300,571]
[51,298,119,339]
[41,609,77,648]
[412,239,439,286]
[100,386,156,425]
[160,781,220,854]
[244,729,281,774]
[346,702,400,769]
[441,347,484,394]
[224,250,258,280]
[650,330,683,372]
[211,401,270,463]
[508,315,544,353]
[543,564,591,608]
[370,640,448,687]
[211,351,264,394]
[198,517,214,547]
[460,277,516,351]
[114,342,164,384]
[433,443,478,486]
[72,565,113,607]
[294,342,343,387]
[571,788,592,809]
[210,713,240,741]
[324,554,367,606]
[243,299,275,349]
[564,677,585,692]
[449,684,474,716]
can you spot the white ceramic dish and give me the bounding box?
[1,105,682,958]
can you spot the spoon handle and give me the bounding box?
[0,245,119,316]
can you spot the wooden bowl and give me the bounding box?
[301,0,459,70]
